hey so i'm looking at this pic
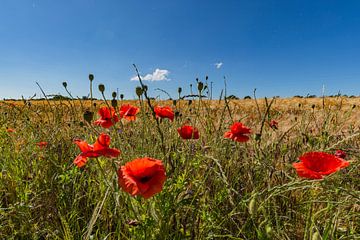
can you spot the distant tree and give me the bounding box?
[293,95,303,98]
[226,95,239,100]
[243,95,252,99]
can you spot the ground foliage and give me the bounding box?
[0,93,359,239]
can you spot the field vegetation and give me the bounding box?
[0,78,359,239]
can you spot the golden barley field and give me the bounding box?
[0,96,359,239]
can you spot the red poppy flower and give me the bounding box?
[269,120,278,130]
[293,152,350,179]
[6,128,15,133]
[177,125,200,139]
[334,149,346,159]
[94,106,119,128]
[117,157,166,199]
[224,122,251,142]
[36,141,48,149]
[119,104,140,121]
[154,106,174,121]
[73,133,121,168]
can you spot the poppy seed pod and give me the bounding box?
[112,92,117,98]
[83,110,94,123]
[62,82,67,88]
[175,111,180,118]
[142,85,148,92]
[120,94,124,100]
[111,99,118,108]
[135,86,143,97]
[178,87,182,94]
[98,84,105,93]
[89,74,94,81]
[197,81,204,92]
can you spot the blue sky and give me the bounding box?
[1,0,360,99]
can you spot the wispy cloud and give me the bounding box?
[214,62,223,69]
[131,68,170,81]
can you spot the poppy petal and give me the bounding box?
[93,133,111,150]
[292,162,323,179]
[74,155,88,168]
[299,152,350,175]
[74,139,93,152]
[117,157,166,199]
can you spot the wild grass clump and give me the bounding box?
[0,74,359,239]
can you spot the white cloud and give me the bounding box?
[131,68,170,81]
[215,62,223,69]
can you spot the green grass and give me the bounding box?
[0,95,359,239]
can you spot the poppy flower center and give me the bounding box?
[139,175,152,183]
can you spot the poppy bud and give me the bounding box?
[112,91,117,98]
[93,103,97,107]
[136,86,143,97]
[188,100,192,105]
[335,149,346,159]
[197,81,204,92]
[196,78,199,82]
[62,82,67,88]
[311,104,315,109]
[206,76,208,80]
[173,100,177,106]
[89,74,94,81]
[79,121,84,127]
[255,133,261,141]
[120,94,124,100]
[178,87,182,94]
[111,99,117,108]
[98,84,105,93]
[83,110,94,123]
[352,104,356,109]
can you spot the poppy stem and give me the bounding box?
[95,158,113,190]
[132,64,169,163]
